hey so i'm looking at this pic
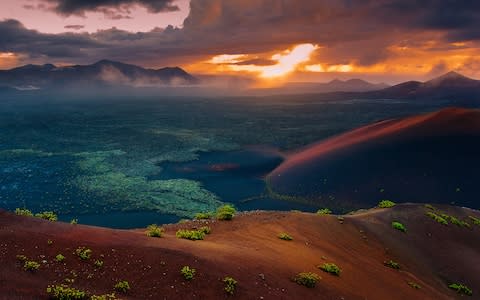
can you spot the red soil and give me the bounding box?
[1,204,479,299]
[271,107,480,174]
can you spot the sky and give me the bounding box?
[1,0,480,84]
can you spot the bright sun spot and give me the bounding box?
[209,44,318,78]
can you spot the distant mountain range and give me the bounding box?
[0,60,197,90]
[363,71,480,100]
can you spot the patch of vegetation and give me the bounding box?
[319,263,341,276]
[278,233,293,241]
[16,254,27,262]
[56,254,66,262]
[391,221,406,232]
[408,281,421,289]
[24,260,40,272]
[180,266,196,280]
[440,213,470,227]
[293,272,321,288]
[70,219,78,225]
[194,212,213,220]
[384,260,400,270]
[469,216,480,226]
[448,283,473,296]
[317,208,332,215]
[94,260,103,268]
[176,229,206,240]
[223,276,237,295]
[377,200,396,208]
[90,294,116,300]
[114,281,130,293]
[46,284,87,300]
[216,204,236,220]
[426,212,448,225]
[424,204,435,210]
[15,208,34,216]
[198,226,211,234]
[48,239,53,245]
[75,247,92,260]
[146,224,164,238]
[35,211,58,222]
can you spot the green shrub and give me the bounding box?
[469,216,480,226]
[90,294,116,300]
[48,239,54,246]
[75,247,92,260]
[15,208,33,216]
[194,212,213,220]
[319,263,341,276]
[180,266,196,280]
[198,226,211,234]
[448,283,473,296]
[426,212,448,225]
[378,200,396,208]
[56,254,66,262]
[114,281,130,293]
[216,205,236,220]
[278,233,293,241]
[317,208,332,215]
[16,254,27,262]
[70,219,78,225]
[24,260,40,271]
[176,229,206,240]
[46,284,86,299]
[391,221,406,232]
[440,214,470,227]
[35,211,58,222]
[293,272,321,288]
[424,204,435,210]
[94,260,103,268]
[223,277,237,295]
[384,260,400,270]
[408,281,421,289]
[146,224,164,238]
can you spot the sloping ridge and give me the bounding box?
[267,108,480,211]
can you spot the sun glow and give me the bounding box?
[209,43,318,78]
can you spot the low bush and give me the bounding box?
[35,211,58,222]
[377,200,396,208]
[198,226,211,234]
[391,221,406,232]
[70,219,78,225]
[16,254,27,262]
[440,214,470,227]
[448,283,473,296]
[90,294,116,300]
[75,247,92,260]
[319,263,341,276]
[317,208,332,215]
[469,215,480,226]
[293,272,321,288]
[216,205,236,220]
[176,229,208,240]
[223,277,237,295]
[46,284,86,299]
[424,204,435,210]
[24,260,40,271]
[146,224,164,238]
[94,260,103,268]
[194,212,213,220]
[180,266,196,280]
[15,208,33,216]
[408,281,421,289]
[278,233,293,241]
[426,212,448,225]
[384,260,400,270]
[56,254,66,262]
[114,281,130,293]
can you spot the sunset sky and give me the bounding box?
[1,0,480,83]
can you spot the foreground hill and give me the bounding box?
[1,204,479,299]
[0,60,197,90]
[267,107,480,212]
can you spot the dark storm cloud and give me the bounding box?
[42,0,179,16]
[2,0,480,68]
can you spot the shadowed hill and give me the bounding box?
[267,107,480,212]
[1,204,479,299]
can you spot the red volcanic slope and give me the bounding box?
[1,204,480,299]
[272,107,480,175]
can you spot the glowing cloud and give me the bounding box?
[209,44,318,78]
